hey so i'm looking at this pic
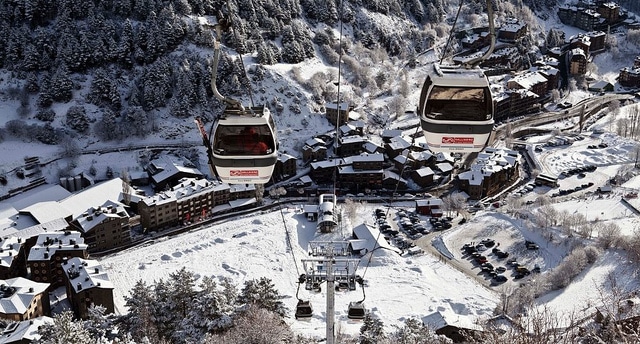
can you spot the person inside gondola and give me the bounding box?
[241,126,269,155]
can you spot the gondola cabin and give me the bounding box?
[211,105,278,184]
[295,300,313,319]
[418,64,494,153]
[347,301,366,320]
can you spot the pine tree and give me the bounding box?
[178,276,236,342]
[96,109,121,141]
[359,313,387,344]
[88,68,121,111]
[237,277,287,318]
[50,64,73,102]
[116,19,135,68]
[37,311,93,344]
[122,106,149,137]
[121,279,162,342]
[65,105,89,133]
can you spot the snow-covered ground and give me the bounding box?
[99,205,500,338]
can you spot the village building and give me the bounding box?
[597,1,620,23]
[302,137,328,163]
[146,155,203,191]
[0,237,27,280]
[309,159,344,183]
[456,148,520,200]
[568,48,588,75]
[0,278,50,322]
[423,309,484,342]
[415,198,443,217]
[382,170,408,190]
[497,18,527,42]
[26,231,88,287]
[336,135,368,156]
[558,6,603,31]
[273,153,297,182]
[507,71,549,97]
[138,177,232,231]
[62,257,114,320]
[618,57,640,88]
[495,89,541,121]
[585,31,606,52]
[68,200,131,253]
[0,316,53,344]
[411,167,435,188]
[325,102,350,126]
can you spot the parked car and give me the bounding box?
[525,240,539,250]
[493,275,508,283]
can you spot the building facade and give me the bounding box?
[62,257,114,320]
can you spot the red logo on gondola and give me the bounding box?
[231,170,259,177]
[442,137,474,144]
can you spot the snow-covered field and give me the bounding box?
[100,205,500,338]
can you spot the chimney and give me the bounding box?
[77,283,82,291]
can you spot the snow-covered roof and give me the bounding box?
[0,237,23,269]
[2,218,69,241]
[305,137,325,147]
[20,201,71,224]
[436,162,453,173]
[414,167,435,177]
[352,223,401,256]
[340,135,367,145]
[63,257,113,293]
[500,20,525,33]
[0,277,49,315]
[148,155,203,184]
[0,316,53,343]
[387,136,412,151]
[325,102,349,111]
[74,200,128,233]
[142,177,230,206]
[59,178,125,219]
[350,153,384,163]
[416,198,443,207]
[27,231,86,262]
[510,71,548,89]
[422,309,483,331]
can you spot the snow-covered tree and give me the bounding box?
[359,313,387,344]
[36,311,93,344]
[203,305,296,344]
[88,68,121,111]
[65,105,89,133]
[178,276,236,342]
[236,277,287,318]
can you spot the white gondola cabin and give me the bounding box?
[211,105,278,184]
[418,64,494,153]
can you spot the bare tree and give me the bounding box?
[203,305,295,344]
[122,170,131,205]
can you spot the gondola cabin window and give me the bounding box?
[425,86,492,121]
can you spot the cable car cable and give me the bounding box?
[439,0,464,65]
